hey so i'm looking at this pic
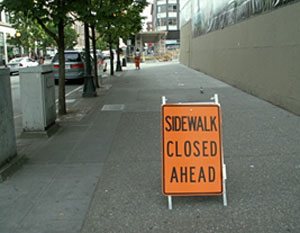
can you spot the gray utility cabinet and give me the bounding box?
[0,68,17,166]
[20,65,56,133]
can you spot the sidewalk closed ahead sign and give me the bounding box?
[162,104,223,196]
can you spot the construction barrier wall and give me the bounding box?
[180,2,300,115]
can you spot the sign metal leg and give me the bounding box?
[163,96,172,210]
[212,94,228,207]
[161,96,172,210]
[168,196,173,210]
[162,96,167,105]
[223,184,227,206]
[222,164,227,207]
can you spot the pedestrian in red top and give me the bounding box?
[135,49,141,70]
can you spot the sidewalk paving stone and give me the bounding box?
[1,61,299,233]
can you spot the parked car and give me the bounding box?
[7,57,38,75]
[52,50,107,84]
[52,50,85,83]
[89,51,107,74]
[44,54,54,64]
[101,50,111,59]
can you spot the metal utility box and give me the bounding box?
[20,65,56,135]
[0,68,17,165]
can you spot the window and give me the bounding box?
[157,18,167,26]
[168,5,177,12]
[53,52,82,63]
[5,12,10,23]
[168,18,177,26]
[158,5,166,13]
[0,32,4,46]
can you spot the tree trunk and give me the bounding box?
[116,39,122,72]
[58,19,66,115]
[109,41,114,76]
[91,25,100,88]
[84,23,92,76]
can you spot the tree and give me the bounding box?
[72,0,98,94]
[96,38,108,51]
[1,0,77,115]
[8,12,78,57]
[6,12,35,56]
[114,0,148,71]
[95,0,147,75]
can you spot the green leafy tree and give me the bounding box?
[71,0,100,89]
[115,0,147,71]
[1,0,77,115]
[95,0,147,75]
[96,38,108,51]
[8,12,78,57]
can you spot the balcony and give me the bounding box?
[157,0,166,5]
[157,12,167,18]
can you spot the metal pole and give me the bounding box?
[82,22,97,97]
[213,94,228,207]
[223,164,227,206]
[162,96,167,105]
[162,96,172,210]
[214,93,219,104]
[168,196,173,210]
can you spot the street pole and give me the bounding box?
[82,22,97,98]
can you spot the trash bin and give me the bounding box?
[122,57,127,67]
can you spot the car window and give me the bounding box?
[52,52,82,63]
[9,58,23,63]
[65,53,82,62]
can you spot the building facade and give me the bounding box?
[180,0,300,115]
[73,20,85,51]
[153,0,180,46]
[0,10,16,65]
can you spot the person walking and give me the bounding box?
[134,48,141,70]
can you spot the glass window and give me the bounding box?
[5,12,10,23]
[157,18,167,26]
[168,18,177,26]
[168,5,177,12]
[158,5,166,13]
[53,52,82,62]
[10,58,23,63]
[6,33,10,45]
[0,32,4,46]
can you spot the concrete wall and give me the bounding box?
[0,69,17,166]
[180,3,300,115]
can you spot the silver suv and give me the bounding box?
[52,50,84,83]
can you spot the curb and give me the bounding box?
[0,154,27,183]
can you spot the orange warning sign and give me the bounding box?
[162,104,223,196]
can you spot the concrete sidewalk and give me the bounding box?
[1,61,299,233]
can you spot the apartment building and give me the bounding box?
[153,0,180,47]
[0,10,16,65]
